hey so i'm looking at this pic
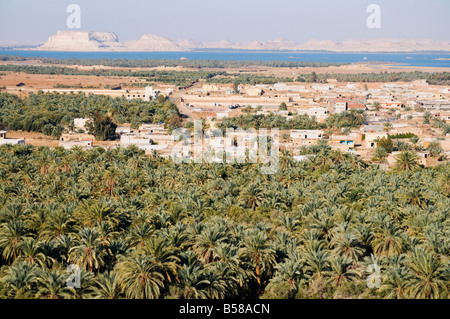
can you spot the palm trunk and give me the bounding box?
[255,253,261,287]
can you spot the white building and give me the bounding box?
[138,123,167,135]
[295,107,329,119]
[120,124,173,150]
[125,86,160,101]
[116,126,132,135]
[144,86,160,101]
[290,130,324,140]
[417,100,450,111]
[334,101,348,113]
[0,131,25,145]
[59,133,94,150]
[59,140,93,150]
[363,132,388,148]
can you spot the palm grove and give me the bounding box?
[0,141,448,299]
[0,92,182,139]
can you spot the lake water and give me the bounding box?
[1,50,450,68]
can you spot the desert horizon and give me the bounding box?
[3,30,450,53]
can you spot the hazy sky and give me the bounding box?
[0,0,449,44]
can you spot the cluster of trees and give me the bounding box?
[0,65,223,87]
[0,55,347,69]
[0,64,296,86]
[2,55,449,85]
[214,110,367,131]
[431,118,450,136]
[54,83,99,89]
[0,92,182,138]
[325,110,367,128]
[372,136,446,163]
[85,111,118,141]
[215,114,322,131]
[388,133,418,139]
[297,71,450,86]
[0,143,448,299]
[208,74,295,85]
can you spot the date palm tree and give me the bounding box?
[74,199,117,228]
[330,229,364,262]
[90,272,121,299]
[394,151,420,171]
[0,219,29,263]
[303,249,330,280]
[35,268,72,299]
[42,209,74,240]
[438,168,450,196]
[372,223,404,256]
[175,264,210,299]
[325,255,359,287]
[17,237,48,267]
[272,252,305,291]
[203,262,233,299]
[143,237,180,284]
[239,231,276,291]
[128,222,154,248]
[405,247,448,299]
[238,183,265,210]
[1,261,37,298]
[380,262,411,299]
[116,254,165,299]
[193,225,228,263]
[68,227,104,272]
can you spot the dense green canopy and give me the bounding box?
[0,92,181,137]
[0,143,448,299]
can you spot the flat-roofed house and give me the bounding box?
[331,98,366,113]
[380,101,403,109]
[347,101,367,110]
[334,101,348,113]
[0,131,25,145]
[290,129,324,140]
[290,130,324,146]
[124,86,160,101]
[296,107,329,119]
[363,132,388,149]
[59,133,94,150]
[116,126,132,135]
[329,135,356,151]
[417,100,450,111]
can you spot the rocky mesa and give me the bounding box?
[124,34,181,51]
[34,30,450,52]
[38,30,125,51]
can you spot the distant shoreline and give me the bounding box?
[1,50,449,68]
[3,47,450,54]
